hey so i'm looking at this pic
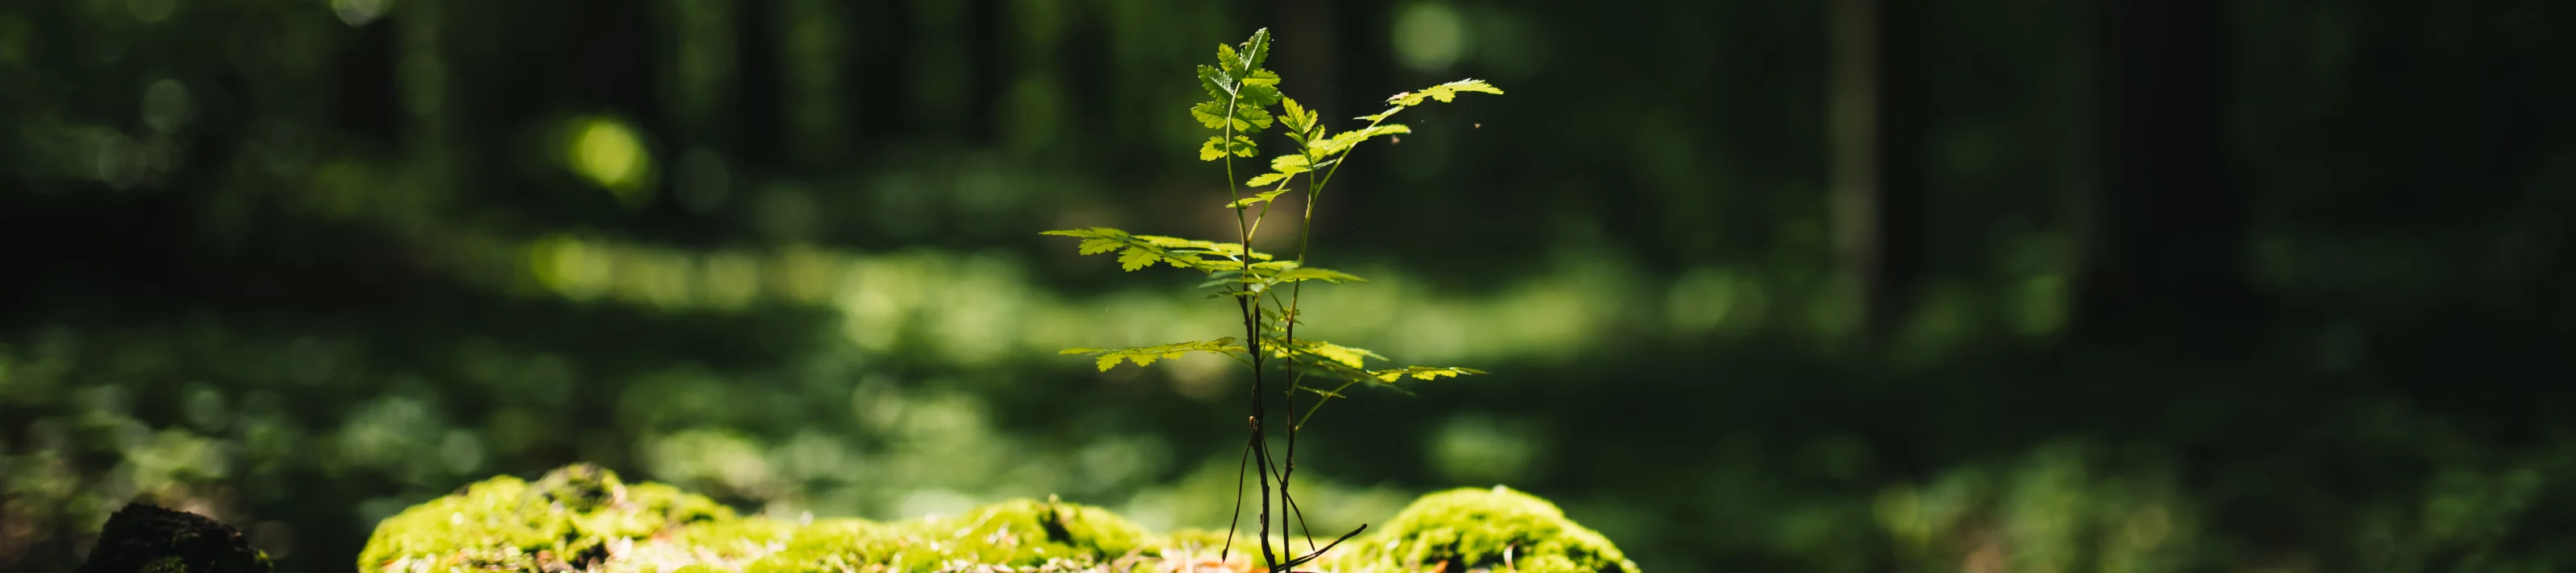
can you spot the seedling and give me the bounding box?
[1043,28,1498,573]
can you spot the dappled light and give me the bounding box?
[4,1,2574,572]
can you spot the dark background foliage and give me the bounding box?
[4,0,2574,571]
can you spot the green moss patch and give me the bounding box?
[356,464,732,572]
[1326,485,1640,573]
[360,466,1641,572]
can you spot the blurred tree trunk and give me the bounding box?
[2071,0,2258,344]
[1827,0,1890,344]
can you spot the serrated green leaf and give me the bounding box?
[1273,267,1365,284]
[1229,189,1287,210]
[1239,70,1282,106]
[1117,247,1160,271]
[1309,124,1412,157]
[1270,154,1311,174]
[1241,69,1279,88]
[1259,336,1387,371]
[1076,237,1121,254]
[1136,235,1274,262]
[1307,342,1378,369]
[1389,79,1504,106]
[1245,173,1292,188]
[1199,136,1227,161]
[1199,135,1258,161]
[1236,104,1274,130]
[1041,227,1127,238]
[1198,64,1235,97]
[1281,97,1315,134]
[1190,101,1231,129]
[1238,28,1271,72]
[1368,365,1488,382]
[1216,43,1243,76]
[1357,106,1406,122]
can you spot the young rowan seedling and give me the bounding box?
[1042,27,1499,573]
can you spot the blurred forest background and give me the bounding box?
[5,0,2576,571]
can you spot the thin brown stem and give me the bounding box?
[1280,524,1369,571]
[1217,83,1281,573]
[1219,433,1251,562]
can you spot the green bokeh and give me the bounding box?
[4,1,2574,572]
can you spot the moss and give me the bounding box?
[744,497,1151,572]
[138,557,186,573]
[364,466,1640,572]
[1327,485,1641,573]
[355,464,737,573]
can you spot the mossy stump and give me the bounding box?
[360,464,1637,573]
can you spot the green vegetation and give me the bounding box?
[7,2,2572,572]
[1325,486,1638,573]
[358,465,1634,572]
[1042,27,1499,572]
[356,464,731,572]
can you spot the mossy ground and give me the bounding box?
[361,465,1637,573]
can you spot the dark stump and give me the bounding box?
[76,504,271,573]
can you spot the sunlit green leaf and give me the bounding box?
[1216,43,1242,76]
[1281,97,1316,134]
[1117,247,1162,271]
[1242,155,1311,188]
[1190,101,1230,129]
[1305,342,1381,369]
[1229,189,1290,208]
[1236,103,1274,130]
[1389,79,1504,106]
[1237,28,1271,72]
[1076,237,1121,255]
[1063,338,1245,371]
[1368,365,1487,382]
[1137,235,1275,262]
[1040,227,1128,238]
[1199,135,1258,161]
[1239,70,1282,106]
[1270,154,1311,174]
[1197,64,1235,98]
[1310,124,1411,157]
[1273,267,1365,284]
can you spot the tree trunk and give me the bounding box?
[2073,0,2257,344]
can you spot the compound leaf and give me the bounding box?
[1368,365,1488,382]
[1388,79,1504,106]
[1281,97,1317,134]
[1273,267,1366,284]
[1117,247,1162,271]
[1190,101,1231,129]
[1198,64,1236,98]
[1063,338,1246,372]
[1310,124,1411,157]
[1199,135,1258,161]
